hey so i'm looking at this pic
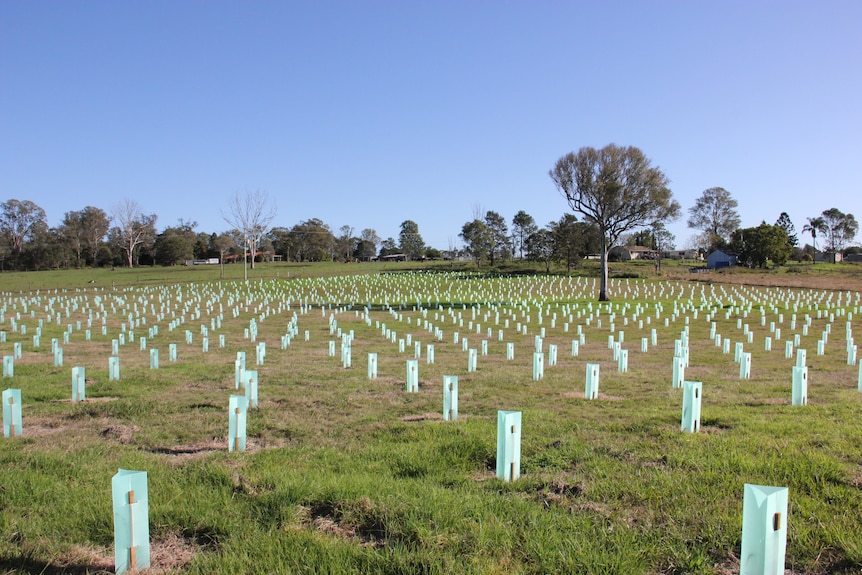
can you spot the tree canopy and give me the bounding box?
[730,222,791,268]
[687,187,741,247]
[398,220,425,260]
[550,144,679,300]
[817,208,858,259]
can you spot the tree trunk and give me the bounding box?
[599,234,609,301]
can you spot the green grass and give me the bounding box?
[0,269,861,573]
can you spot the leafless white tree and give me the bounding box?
[112,199,156,268]
[221,190,277,280]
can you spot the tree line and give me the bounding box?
[683,186,859,267]
[0,197,434,271]
[2,144,857,276]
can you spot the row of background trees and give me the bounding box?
[1,157,857,274]
[1,193,856,274]
[683,186,858,267]
[0,193,603,273]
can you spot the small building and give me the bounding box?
[609,245,657,261]
[843,253,861,263]
[663,249,702,261]
[706,249,738,269]
[815,252,844,263]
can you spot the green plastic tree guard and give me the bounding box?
[585,363,600,399]
[243,370,259,408]
[3,388,22,438]
[740,484,788,575]
[681,381,702,432]
[109,356,120,381]
[672,356,685,389]
[149,349,158,370]
[367,353,378,379]
[406,359,419,392]
[228,395,248,452]
[72,366,86,402]
[496,410,521,482]
[618,349,628,372]
[443,375,458,421]
[740,352,751,379]
[468,348,477,372]
[112,469,150,574]
[792,366,807,405]
[532,352,544,381]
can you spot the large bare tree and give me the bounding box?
[550,144,680,301]
[221,190,277,280]
[112,199,157,268]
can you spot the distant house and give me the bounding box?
[843,253,862,263]
[706,249,738,269]
[663,249,702,261]
[609,245,657,261]
[815,252,844,263]
[380,253,407,262]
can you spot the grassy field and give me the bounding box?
[1,267,861,574]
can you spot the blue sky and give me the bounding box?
[2,1,860,251]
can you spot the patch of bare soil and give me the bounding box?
[52,396,119,403]
[746,397,791,406]
[400,412,443,422]
[55,531,206,574]
[146,438,224,463]
[668,269,862,292]
[15,416,65,438]
[533,478,584,508]
[154,436,287,461]
[100,423,141,444]
[297,499,386,548]
[559,391,626,401]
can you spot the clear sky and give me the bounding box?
[2,1,860,251]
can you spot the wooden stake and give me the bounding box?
[128,490,136,567]
[773,512,781,531]
[234,407,240,451]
